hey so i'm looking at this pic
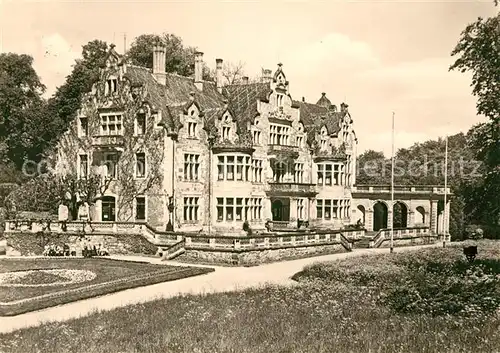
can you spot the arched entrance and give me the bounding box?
[373,202,388,231]
[272,199,284,221]
[393,202,408,228]
[101,196,116,222]
[357,205,366,225]
[415,206,426,225]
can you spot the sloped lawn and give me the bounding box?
[1,241,500,353]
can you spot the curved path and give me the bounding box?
[0,244,439,334]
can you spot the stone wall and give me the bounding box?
[4,232,157,256]
[377,236,437,248]
[181,242,345,266]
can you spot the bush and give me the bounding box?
[242,220,252,235]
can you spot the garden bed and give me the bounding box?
[0,257,213,316]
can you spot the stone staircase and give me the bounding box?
[353,231,378,249]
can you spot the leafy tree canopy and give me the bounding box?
[450,3,500,225]
[0,53,49,168]
[126,33,197,77]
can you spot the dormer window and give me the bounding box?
[222,126,231,140]
[253,130,261,145]
[136,113,146,135]
[277,94,284,107]
[187,122,197,138]
[106,79,117,95]
[320,127,328,150]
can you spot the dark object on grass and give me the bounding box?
[463,246,477,263]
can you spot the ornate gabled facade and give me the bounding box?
[55,44,358,234]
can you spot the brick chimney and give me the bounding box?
[153,44,167,85]
[194,51,204,91]
[242,76,249,84]
[216,58,223,93]
[261,68,272,83]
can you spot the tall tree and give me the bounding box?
[450,4,500,225]
[126,33,197,77]
[47,40,108,138]
[0,53,50,168]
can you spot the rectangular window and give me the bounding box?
[269,124,290,146]
[187,122,197,138]
[317,164,324,185]
[100,114,123,135]
[333,200,339,219]
[217,156,224,180]
[236,198,243,221]
[79,118,88,137]
[79,154,88,179]
[135,196,146,221]
[324,200,332,220]
[136,113,146,135]
[294,163,304,183]
[104,153,118,179]
[253,130,261,145]
[316,200,323,219]
[106,79,117,95]
[217,198,224,221]
[184,154,200,181]
[297,199,305,220]
[296,136,303,148]
[325,164,332,185]
[183,197,199,221]
[334,164,340,185]
[226,156,234,180]
[226,198,234,220]
[222,126,231,140]
[136,152,146,178]
[236,156,244,181]
[252,159,262,182]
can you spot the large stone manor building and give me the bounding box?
[54,44,450,235]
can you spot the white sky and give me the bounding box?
[0,0,497,156]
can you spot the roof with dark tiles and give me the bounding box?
[121,59,348,145]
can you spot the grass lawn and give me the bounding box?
[0,257,213,316]
[1,240,500,353]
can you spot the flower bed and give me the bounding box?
[0,257,213,316]
[0,269,96,287]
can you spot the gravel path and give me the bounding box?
[0,244,440,334]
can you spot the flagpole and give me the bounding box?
[443,135,448,248]
[390,112,395,254]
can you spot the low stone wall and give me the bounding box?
[4,232,157,256]
[181,242,346,266]
[377,236,438,248]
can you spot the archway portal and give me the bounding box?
[357,205,366,225]
[271,199,290,222]
[373,202,388,231]
[393,202,408,228]
[415,206,426,225]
